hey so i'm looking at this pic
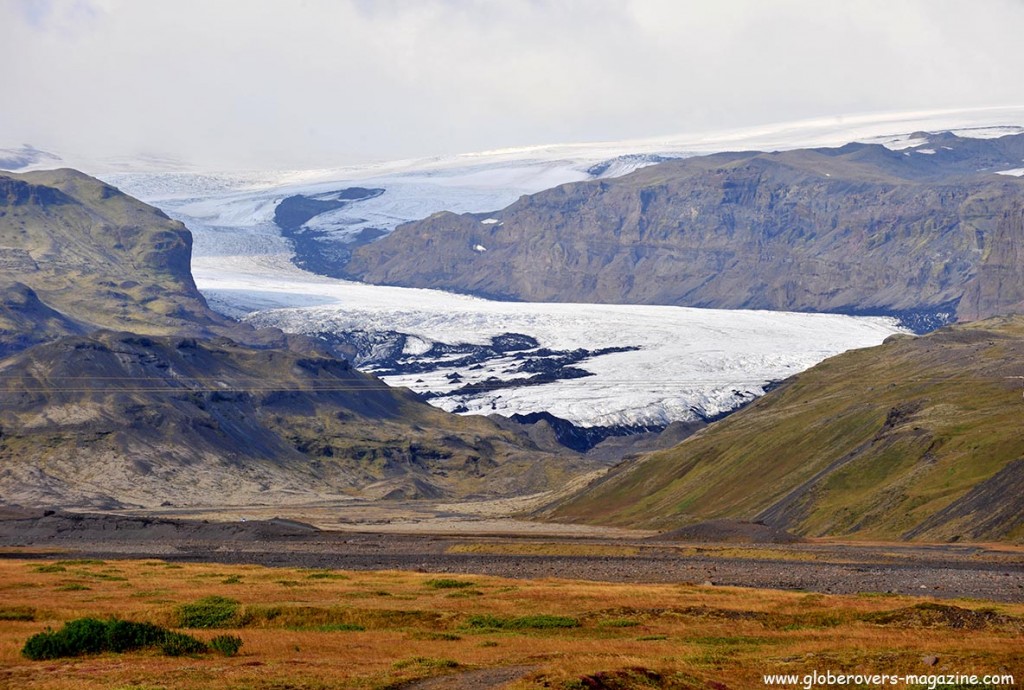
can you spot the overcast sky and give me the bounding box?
[3,0,1023,169]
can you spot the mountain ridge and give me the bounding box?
[0,329,589,508]
[343,133,1024,327]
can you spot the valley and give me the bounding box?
[2,111,1023,690]
[6,2,1024,686]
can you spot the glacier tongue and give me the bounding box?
[235,283,902,427]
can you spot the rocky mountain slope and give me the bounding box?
[345,132,1024,328]
[0,330,588,508]
[544,316,1024,543]
[0,169,230,353]
[0,170,585,508]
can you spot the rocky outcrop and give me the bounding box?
[345,133,1024,327]
[0,168,227,350]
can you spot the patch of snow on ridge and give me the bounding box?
[996,168,1024,177]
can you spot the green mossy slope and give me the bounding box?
[547,317,1024,542]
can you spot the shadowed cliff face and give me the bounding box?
[345,134,1024,327]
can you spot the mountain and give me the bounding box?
[0,170,586,508]
[344,132,1024,328]
[0,330,588,508]
[543,316,1024,543]
[0,169,234,356]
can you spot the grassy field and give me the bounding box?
[0,557,1021,689]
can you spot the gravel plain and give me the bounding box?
[1,507,1020,603]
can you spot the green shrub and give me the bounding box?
[33,564,66,573]
[23,618,108,659]
[599,618,640,628]
[209,634,243,656]
[160,632,209,657]
[21,618,205,660]
[445,590,484,599]
[176,596,239,628]
[55,559,105,566]
[105,620,168,652]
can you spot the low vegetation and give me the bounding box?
[465,614,581,630]
[1,557,1020,689]
[208,634,243,656]
[424,577,475,589]
[22,618,207,660]
[175,596,240,628]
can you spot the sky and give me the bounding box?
[3,0,1024,170]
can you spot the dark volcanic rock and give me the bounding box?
[274,188,385,278]
[0,282,85,357]
[273,188,384,231]
[0,510,321,543]
[507,411,662,454]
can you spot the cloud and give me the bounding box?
[3,0,1024,169]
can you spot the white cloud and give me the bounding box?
[3,0,1024,169]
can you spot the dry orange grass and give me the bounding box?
[0,556,1021,689]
